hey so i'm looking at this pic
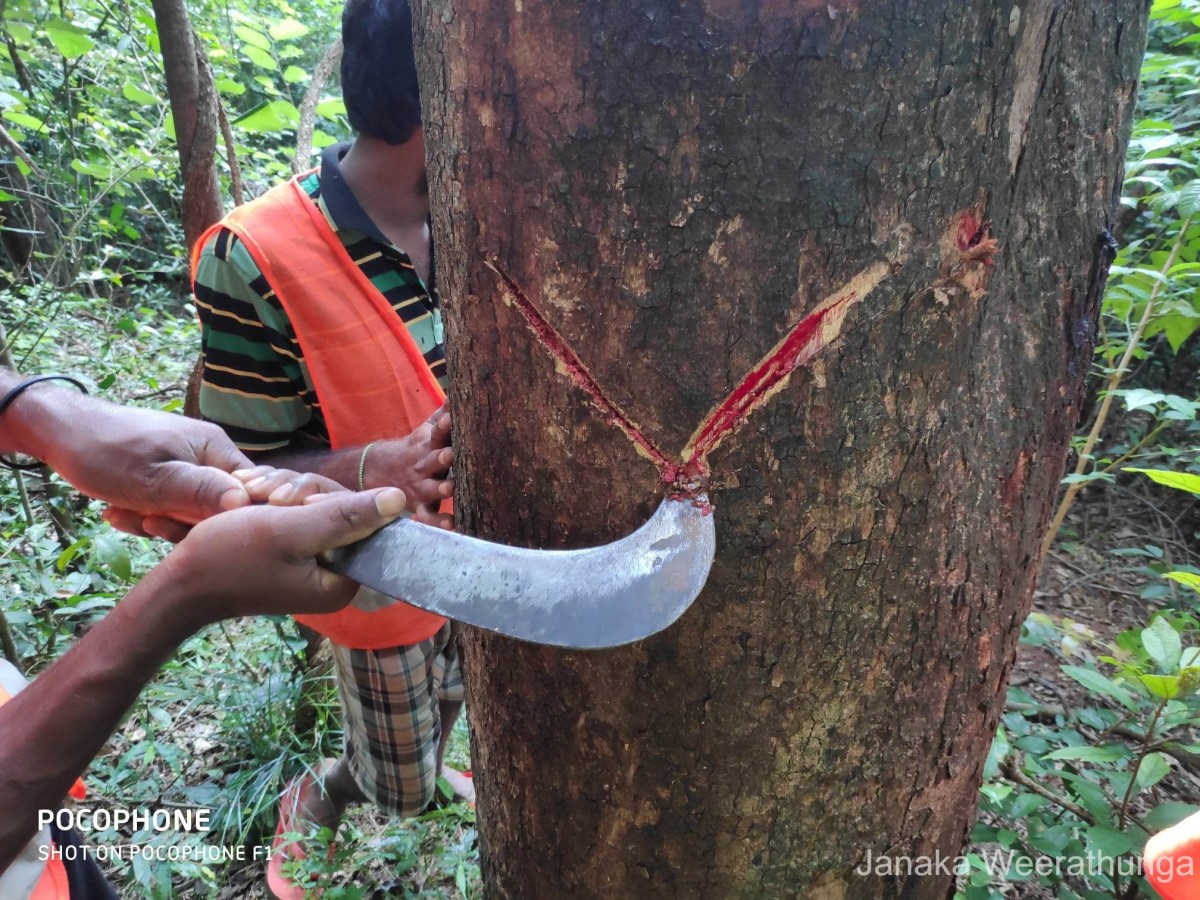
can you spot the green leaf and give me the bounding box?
[215,77,247,96]
[71,159,110,178]
[312,128,338,149]
[283,65,308,84]
[7,22,34,44]
[93,532,132,582]
[1166,571,1200,593]
[244,45,278,70]
[1180,179,1200,219]
[1086,825,1132,857]
[1044,744,1130,763]
[1118,388,1168,412]
[122,82,158,105]
[1143,617,1183,671]
[984,726,1010,780]
[1062,471,1116,485]
[1136,752,1172,789]
[1029,823,1073,855]
[1144,801,1200,832]
[1139,673,1182,699]
[1062,773,1115,824]
[233,25,270,50]
[2,109,45,131]
[232,100,299,133]
[1061,665,1137,711]
[315,97,347,118]
[44,18,94,59]
[268,18,309,40]
[56,538,88,573]
[1126,467,1200,496]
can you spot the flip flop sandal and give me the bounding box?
[266,768,336,900]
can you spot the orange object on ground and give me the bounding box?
[0,681,74,899]
[266,771,327,900]
[190,173,448,651]
[1146,811,1200,900]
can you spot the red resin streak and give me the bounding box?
[489,263,680,483]
[683,291,853,473]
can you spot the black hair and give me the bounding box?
[341,0,422,145]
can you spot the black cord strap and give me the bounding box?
[0,374,90,470]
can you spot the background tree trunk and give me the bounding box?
[151,0,221,251]
[414,2,1148,897]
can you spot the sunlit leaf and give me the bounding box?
[1143,617,1183,671]
[1127,467,1200,496]
[232,100,299,133]
[268,18,309,41]
[1139,673,1181,699]
[44,18,93,58]
[122,82,158,105]
[244,45,278,70]
[1061,665,1137,711]
[1180,180,1200,219]
[233,25,270,50]
[1044,744,1130,763]
[315,97,347,118]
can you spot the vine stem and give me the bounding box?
[1040,216,1192,561]
[1114,698,1167,897]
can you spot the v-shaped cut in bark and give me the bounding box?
[679,262,890,476]
[488,260,891,492]
[488,261,681,483]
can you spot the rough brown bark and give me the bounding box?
[151,0,222,250]
[414,2,1149,897]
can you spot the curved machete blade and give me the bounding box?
[327,495,715,649]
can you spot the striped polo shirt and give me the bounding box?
[195,142,446,452]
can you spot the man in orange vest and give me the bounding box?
[0,370,409,898]
[193,0,471,893]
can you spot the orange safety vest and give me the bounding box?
[0,680,76,900]
[191,174,448,650]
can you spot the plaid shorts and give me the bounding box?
[329,622,464,816]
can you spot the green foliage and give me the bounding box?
[0,0,479,894]
[965,608,1200,900]
[1071,1,1200,482]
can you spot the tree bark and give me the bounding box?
[413,2,1148,897]
[151,0,222,250]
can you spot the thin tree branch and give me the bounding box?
[216,99,244,207]
[1000,759,1097,826]
[0,122,45,180]
[293,37,342,176]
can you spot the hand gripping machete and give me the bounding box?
[323,494,716,649]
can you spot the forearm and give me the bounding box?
[0,566,202,870]
[0,372,96,464]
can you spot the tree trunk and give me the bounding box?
[413,2,1148,897]
[151,0,221,250]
